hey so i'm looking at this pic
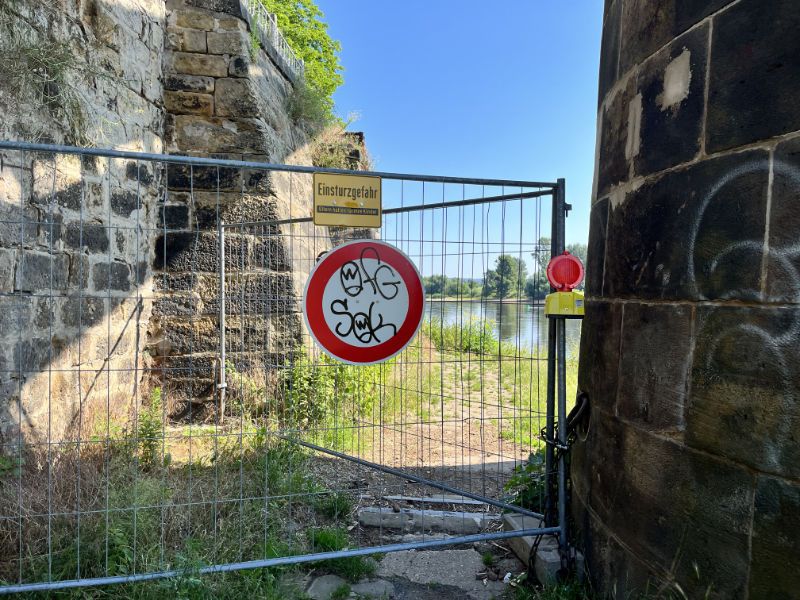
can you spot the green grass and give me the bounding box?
[0,425,375,599]
[308,527,376,582]
[1,315,579,597]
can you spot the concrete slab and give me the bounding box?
[383,495,485,506]
[502,513,584,584]
[376,549,514,600]
[359,507,500,534]
[306,573,348,600]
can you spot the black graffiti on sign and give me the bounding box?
[331,246,402,343]
[339,247,402,299]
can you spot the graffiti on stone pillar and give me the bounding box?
[688,158,799,465]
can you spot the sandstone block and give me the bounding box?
[207,31,248,56]
[632,24,707,178]
[596,77,635,198]
[168,27,207,53]
[618,0,731,76]
[707,0,800,153]
[216,17,246,32]
[16,251,69,292]
[228,55,249,77]
[765,136,800,302]
[158,204,191,230]
[0,297,32,335]
[184,0,242,16]
[215,78,258,117]
[577,300,621,410]
[167,161,241,191]
[598,0,621,104]
[63,224,110,253]
[689,305,800,479]
[585,198,608,297]
[604,150,768,300]
[61,297,106,329]
[14,338,52,375]
[580,411,752,598]
[749,475,800,598]
[175,10,214,31]
[111,190,140,218]
[0,248,15,293]
[194,192,277,229]
[171,52,227,78]
[68,254,90,290]
[93,262,131,292]
[174,116,269,154]
[616,302,690,431]
[164,74,215,93]
[164,91,214,116]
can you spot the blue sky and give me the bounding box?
[316,1,604,248]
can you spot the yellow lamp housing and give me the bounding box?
[545,290,585,318]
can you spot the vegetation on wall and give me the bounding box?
[0,1,88,143]
[259,0,344,126]
[310,121,373,170]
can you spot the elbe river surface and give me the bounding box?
[422,300,582,354]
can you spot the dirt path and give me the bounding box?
[359,348,537,473]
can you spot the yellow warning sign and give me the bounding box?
[313,173,382,228]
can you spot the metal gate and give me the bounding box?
[0,141,573,593]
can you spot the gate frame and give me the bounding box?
[0,141,571,594]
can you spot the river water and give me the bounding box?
[423,300,582,354]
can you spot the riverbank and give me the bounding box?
[426,297,545,305]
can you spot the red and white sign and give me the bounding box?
[303,240,425,364]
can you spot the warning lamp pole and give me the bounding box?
[544,178,581,572]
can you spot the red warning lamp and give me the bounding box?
[546,251,584,291]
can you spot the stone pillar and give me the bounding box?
[155,0,328,418]
[574,0,800,597]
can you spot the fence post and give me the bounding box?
[218,222,227,423]
[554,178,570,566]
[544,181,565,527]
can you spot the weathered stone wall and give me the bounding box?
[0,0,333,439]
[575,0,800,597]
[0,0,166,445]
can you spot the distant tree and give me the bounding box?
[466,280,483,298]
[565,243,588,291]
[423,275,447,296]
[485,255,528,298]
[443,278,460,297]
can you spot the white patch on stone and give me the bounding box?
[658,49,692,112]
[591,107,603,203]
[625,92,643,160]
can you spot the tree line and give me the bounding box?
[423,238,587,300]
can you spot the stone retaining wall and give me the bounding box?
[0,0,332,442]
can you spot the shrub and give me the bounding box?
[259,0,343,124]
[422,316,500,355]
[137,388,165,468]
[310,121,374,170]
[505,448,546,511]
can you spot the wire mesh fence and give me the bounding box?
[0,141,570,593]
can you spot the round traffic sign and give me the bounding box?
[546,251,584,291]
[303,240,425,364]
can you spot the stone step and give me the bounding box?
[359,507,501,535]
[502,514,584,584]
[382,494,486,506]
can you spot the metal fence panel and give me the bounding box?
[0,141,567,593]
